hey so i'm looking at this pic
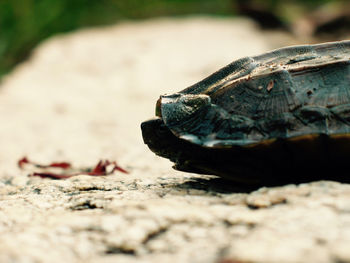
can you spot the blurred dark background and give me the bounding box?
[0,0,349,78]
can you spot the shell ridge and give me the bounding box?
[252,40,350,65]
[183,56,257,95]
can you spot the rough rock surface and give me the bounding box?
[0,17,349,263]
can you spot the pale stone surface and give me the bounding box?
[0,17,348,263]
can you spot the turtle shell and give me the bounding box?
[141,40,350,184]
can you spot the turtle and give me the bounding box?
[141,40,350,185]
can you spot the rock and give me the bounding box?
[0,16,348,263]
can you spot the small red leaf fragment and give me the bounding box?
[18,156,71,169]
[87,160,129,176]
[18,157,128,179]
[48,162,71,169]
[111,162,129,174]
[91,160,107,174]
[18,157,30,168]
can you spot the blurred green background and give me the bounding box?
[0,0,346,78]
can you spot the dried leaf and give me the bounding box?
[46,162,71,169]
[18,157,71,169]
[88,160,128,175]
[18,156,128,179]
[18,157,30,168]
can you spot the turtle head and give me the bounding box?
[156,93,211,126]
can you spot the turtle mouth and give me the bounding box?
[140,117,178,160]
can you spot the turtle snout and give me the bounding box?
[159,93,211,126]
